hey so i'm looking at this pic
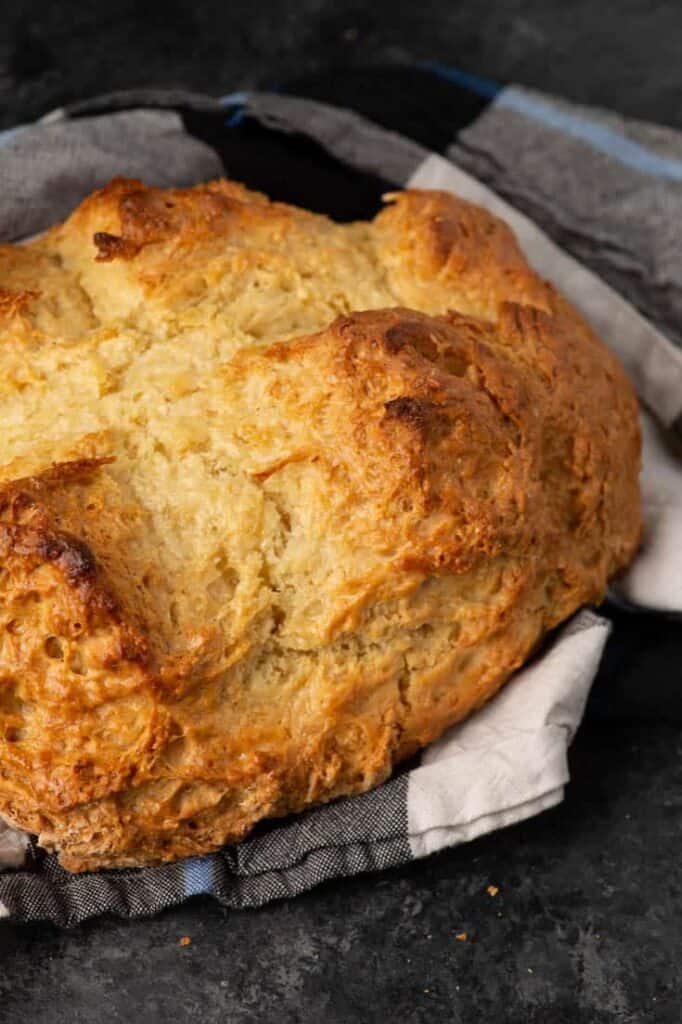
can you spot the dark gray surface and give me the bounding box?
[1,0,682,131]
[1,2,682,1021]
[2,724,680,1022]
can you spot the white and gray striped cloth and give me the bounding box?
[0,83,680,925]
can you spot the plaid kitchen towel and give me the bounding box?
[0,69,681,925]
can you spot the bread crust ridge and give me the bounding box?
[0,180,641,869]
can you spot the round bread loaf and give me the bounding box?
[0,179,640,870]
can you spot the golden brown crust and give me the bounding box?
[374,189,554,320]
[0,179,641,870]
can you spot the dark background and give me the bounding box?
[1,2,682,1022]
[2,0,682,131]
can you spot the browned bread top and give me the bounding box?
[0,179,641,870]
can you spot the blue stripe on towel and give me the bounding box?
[418,61,501,100]
[218,91,250,107]
[219,91,249,129]
[0,125,26,147]
[496,87,682,182]
[183,855,216,896]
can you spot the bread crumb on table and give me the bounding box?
[179,936,192,947]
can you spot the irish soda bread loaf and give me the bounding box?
[0,179,641,870]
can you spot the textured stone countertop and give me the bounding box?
[1,3,681,1021]
[2,718,681,1022]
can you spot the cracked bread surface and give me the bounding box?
[0,179,641,870]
